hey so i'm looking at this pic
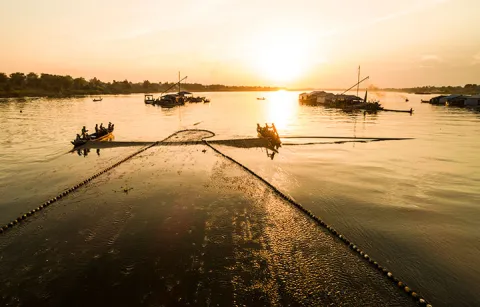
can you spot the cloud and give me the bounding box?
[473,52,480,65]
[371,0,450,25]
[421,54,443,62]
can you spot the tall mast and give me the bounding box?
[357,65,360,97]
[178,71,180,93]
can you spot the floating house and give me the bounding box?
[445,95,468,107]
[429,95,447,105]
[298,91,360,106]
[299,91,336,105]
[464,95,480,107]
[438,94,462,105]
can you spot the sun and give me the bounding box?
[250,29,315,85]
[256,44,306,83]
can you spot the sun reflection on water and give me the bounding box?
[265,90,298,132]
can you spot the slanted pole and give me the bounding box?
[357,65,360,97]
[340,76,370,95]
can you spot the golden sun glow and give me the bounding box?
[256,45,306,83]
[249,28,316,85]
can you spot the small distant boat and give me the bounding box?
[203,98,210,103]
[421,99,430,103]
[93,97,103,102]
[257,97,266,100]
[144,94,155,104]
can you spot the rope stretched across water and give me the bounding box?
[280,135,414,140]
[204,139,431,307]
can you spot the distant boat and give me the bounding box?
[257,97,266,100]
[421,99,430,103]
[93,97,102,102]
[144,94,155,104]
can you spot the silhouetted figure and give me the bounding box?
[81,126,88,138]
[95,124,99,134]
[96,148,100,156]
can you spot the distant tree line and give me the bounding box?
[383,84,480,95]
[0,72,281,98]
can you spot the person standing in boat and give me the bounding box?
[108,122,112,131]
[81,126,88,138]
[95,124,99,135]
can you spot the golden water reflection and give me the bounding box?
[265,90,298,131]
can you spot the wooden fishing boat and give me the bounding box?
[156,94,185,107]
[257,97,266,100]
[257,123,281,147]
[71,127,114,147]
[144,94,155,104]
[93,97,103,102]
[382,108,413,114]
[421,99,430,103]
[187,96,204,103]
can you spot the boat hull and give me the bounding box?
[71,131,114,147]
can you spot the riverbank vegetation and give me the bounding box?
[0,72,281,98]
[383,84,480,95]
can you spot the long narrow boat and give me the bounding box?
[71,128,114,147]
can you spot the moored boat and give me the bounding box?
[92,97,103,102]
[156,94,185,107]
[144,94,155,104]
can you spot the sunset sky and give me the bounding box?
[1,0,479,88]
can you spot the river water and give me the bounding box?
[0,91,479,306]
